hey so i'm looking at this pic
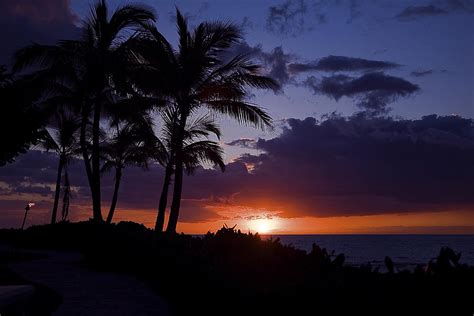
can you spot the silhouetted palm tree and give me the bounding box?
[135,11,278,232]
[101,115,157,224]
[155,109,225,232]
[40,111,80,224]
[13,0,156,222]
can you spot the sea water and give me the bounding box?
[268,235,474,270]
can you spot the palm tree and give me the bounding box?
[40,111,81,224]
[134,10,279,232]
[154,109,225,232]
[13,0,157,222]
[101,116,157,224]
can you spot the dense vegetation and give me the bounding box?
[0,66,47,166]
[1,221,473,315]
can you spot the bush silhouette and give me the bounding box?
[1,222,473,316]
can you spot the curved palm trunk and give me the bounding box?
[51,158,64,225]
[61,168,71,221]
[106,167,122,224]
[155,164,173,232]
[91,103,103,221]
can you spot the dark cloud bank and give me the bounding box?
[1,114,473,226]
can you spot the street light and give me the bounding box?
[21,203,35,230]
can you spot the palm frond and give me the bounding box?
[185,115,221,140]
[182,140,225,174]
[109,4,156,39]
[204,100,272,129]
[39,130,60,152]
[201,21,242,53]
[13,44,63,73]
[100,160,116,174]
[176,9,190,54]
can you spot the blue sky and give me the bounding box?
[69,0,474,160]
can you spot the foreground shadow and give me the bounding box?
[1,221,473,316]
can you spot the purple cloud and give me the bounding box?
[2,114,473,228]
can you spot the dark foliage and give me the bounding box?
[1,221,473,315]
[0,66,47,166]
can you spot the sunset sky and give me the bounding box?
[0,0,473,234]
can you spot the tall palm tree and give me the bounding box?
[101,116,157,224]
[13,0,156,222]
[40,111,81,224]
[135,11,279,232]
[155,109,225,232]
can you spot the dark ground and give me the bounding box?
[1,221,473,316]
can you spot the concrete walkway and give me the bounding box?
[9,250,170,316]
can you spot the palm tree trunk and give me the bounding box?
[106,167,122,224]
[51,158,63,225]
[167,113,187,234]
[167,158,182,233]
[80,104,96,218]
[61,168,71,221]
[91,103,103,221]
[155,164,173,232]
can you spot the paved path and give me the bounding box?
[9,250,170,316]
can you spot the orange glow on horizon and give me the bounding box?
[83,208,474,235]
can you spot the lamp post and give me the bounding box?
[21,203,35,230]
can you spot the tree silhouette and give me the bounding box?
[40,110,81,224]
[0,66,46,166]
[135,10,278,232]
[13,0,156,222]
[11,4,276,231]
[101,114,157,224]
[155,108,225,232]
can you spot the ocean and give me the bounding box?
[266,235,474,270]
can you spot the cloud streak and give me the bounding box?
[303,72,419,113]
[265,0,367,37]
[396,5,448,20]
[288,55,400,74]
[396,0,474,21]
[225,138,257,149]
[411,69,435,77]
[266,0,323,37]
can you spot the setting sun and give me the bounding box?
[249,219,276,234]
